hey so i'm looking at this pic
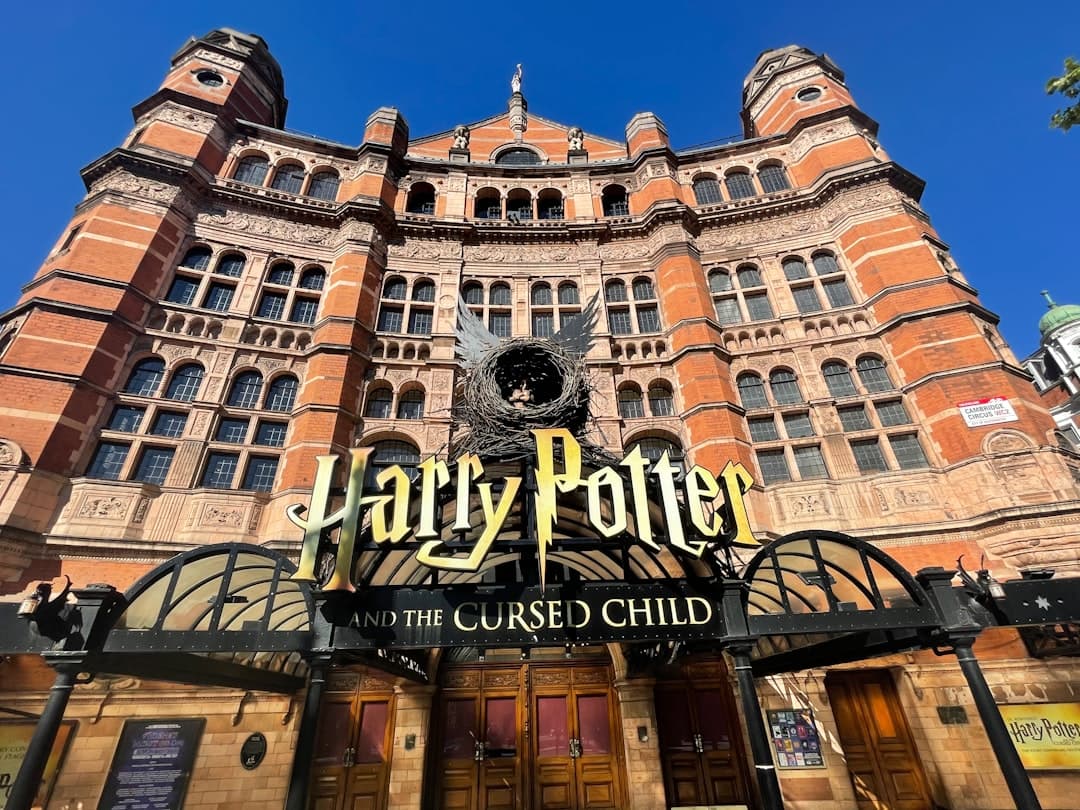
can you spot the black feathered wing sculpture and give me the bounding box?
[550,292,600,356]
[454,296,500,368]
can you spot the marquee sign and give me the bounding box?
[289,428,759,592]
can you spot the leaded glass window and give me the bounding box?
[87,442,129,480]
[377,306,403,332]
[165,364,204,402]
[299,268,326,291]
[770,370,803,405]
[227,371,263,409]
[370,440,420,482]
[180,246,212,270]
[215,254,245,278]
[234,156,269,186]
[823,278,854,307]
[792,285,822,314]
[255,421,287,447]
[308,170,340,201]
[738,374,768,408]
[618,389,645,419]
[270,164,305,194]
[202,452,239,488]
[397,391,424,420]
[822,362,858,397]
[737,266,763,287]
[715,297,742,325]
[851,439,888,473]
[364,388,393,419]
[748,417,779,442]
[413,281,436,302]
[648,386,674,416]
[532,312,554,337]
[265,376,298,412]
[267,263,295,286]
[490,284,512,306]
[408,309,433,335]
[203,282,235,312]
[876,400,911,426]
[793,445,828,479]
[838,405,872,432]
[632,279,655,300]
[604,281,626,302]
[290,298,319,325]
[693,177,723,205]
[108,406,145,432]
[725,172,755,199]
[709,270,733,292]
[608,310,632,335]
[215,418,249,443]
[756,449,791,484]
[637,306,661,333]
[532,284,553,306]
[745,293,774,321]
[783,412,815,438]
[165,277,199,306]
[558,284,579,305]
[383,278,407,300]
[890,434,929,469]
[125,358,165,396]
[243,456,279,492]
[133,447,175,485]
[857,356,893,392]
[489,312,512,338]
[812,253,841,275]
[150,411,187,438]
[782,258,809,280]
[759,165,791,193]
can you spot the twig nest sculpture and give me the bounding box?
[454,338,592,458]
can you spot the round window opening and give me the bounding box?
[796,86,822,102]
[196,70,224,87]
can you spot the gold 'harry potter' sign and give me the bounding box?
[289,428,758,591]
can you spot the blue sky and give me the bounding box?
[2,1,1077,358]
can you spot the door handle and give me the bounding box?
[569,738,582,759]
[474,740,486,762]
[693,733,704,754]
[343,746,355,767]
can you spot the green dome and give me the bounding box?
[1039,291,1080,336]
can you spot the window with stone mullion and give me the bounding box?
[851,438,888,473]
[875,400,911,426]
[748,417,780,442]
[889,434,929,469]
[756,449,792,484]
[823,278,854,308]
[793,445,828,479]
[792,285,822,314]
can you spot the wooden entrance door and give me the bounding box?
[826,670,933,810]
[655,683,747,807]
[437,667,523,810]
[310,687,395,810]
[532,665,623,810]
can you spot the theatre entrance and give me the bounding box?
[655,660,750,808]
[310,671,396,810]
[826,670,933,810]
[433,656,626,810]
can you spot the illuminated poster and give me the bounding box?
[1000,703,1080,770]
[0,719,76,810]
[767,708,824,769]
[97,719,204,810]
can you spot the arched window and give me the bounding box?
[531,283,553,306]
[709,270,733,293]
[180,246,212,270]
[267,262,295,285]
[759,164,791,193]
[495,148,541,166]
[736,265,763,287]
[737,373,767,408]
[602,185,629,217]
[506,189,532,221]
[812,253,841,275]
[463,283,484,305]
[370,440,420,481]
[822,361,857,397]
[618,387,645,419]
[234,155,269,186]
[605,280,627,302]
[474,188,501,220]
[125,358,165,396]
[856,356,893,392]
[406,183,436,215]
[648,383,674,416]
[490,283,512,306]
[632,278,655,300]
[265,375,299,412]
[538,189,564,220]
[270,164,305,194]
[308,170,340,201]
[628,437,683,468]
[412,280,436,302]
[227,371,264,409]
[558,283,579,306]
[692,176,722,205]
[364,387,393,419]
[215,253,245,278]
[397,390,424,420]
[165,363,204,402]
[383,277,407,300]
[299,267,326,291]
[769,369,803,405]
[725,171,756,200]
[782,257,809,280]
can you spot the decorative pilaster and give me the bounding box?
[386,683,436,810]
[613,677,667,810]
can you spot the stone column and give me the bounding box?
[613,677,666,810]
[386,683,436,810]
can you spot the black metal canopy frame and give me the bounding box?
[2,533,1077,810]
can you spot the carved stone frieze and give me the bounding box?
[200,504,245,528]
[388,240,461,260]
[570,177,589,194]
[141,105,218,135]
[464,244,585,263]
[196,206,336,246]
[445,176,466,192]
[600,241,650,261]
[78,495,131,520]
[788,492,830,518]
[196,50,245,71]
[90,170,194,217]
[158,344,194,364]
[788,120,862,162]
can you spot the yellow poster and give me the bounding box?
[1000,703,1080,770]
[0,720,76,809]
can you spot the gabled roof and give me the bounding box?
[409,110,626,163]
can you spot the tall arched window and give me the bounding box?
[383,277,407,300]
[227,371,264,409]
[709,270,733,293]
[397,390,425,420]
[308,170,340,201]
[602,185,629,217]
[265,375,299,412]
[558,283,580,306]
[490,283,512,306]
[782,257,809,280]
[165,363,204,402]
[725,171,756,200]
[856,356,893,392]
[215,253,245,278]
[506,189,532,220]
[632,278,655,300]
[125,358,165,396]
[234,155,269,186]
[495,148,541,166]
[736,265,763,287]
[692,176,722,205]
[822,361,858,397]
[406,183,436,215]
[628,437,684,472]
[369,440,421,482]
[759,164,791,193]
[463,283,484,305]
[737,373,767,408]
[618,387,645,419]
[812,253,841,275]
[180,246,212,270]
[648,383,674,417]
[413,280,436,302]
[531,283,553,306]
[299,267,326,291]
[270,164,305,194]
[605,280,627,302]
[769,369,803,405]
[364,387,393,419]
[474,188,501,220]
[267,262,295,286]
[538,189,564,220]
